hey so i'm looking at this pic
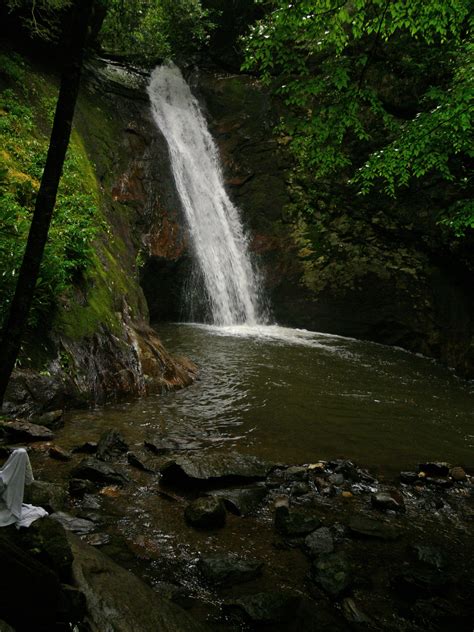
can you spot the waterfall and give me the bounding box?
[147,63,263,326]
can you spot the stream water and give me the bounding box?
[55,323,473,477]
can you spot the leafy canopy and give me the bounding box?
[243,0,473,231]
[99,0,214,61]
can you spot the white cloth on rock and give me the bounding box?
[0,448,48,528]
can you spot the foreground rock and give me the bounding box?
[68,533,210,631]
[0,419,54,442]
[184,497,226,529]
[197,553,263,585]
[311,552,351,596]
[96,429,128,462]
[210,485,267,516]
[160,452,273,487]
[70,458,129,487]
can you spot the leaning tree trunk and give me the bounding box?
[0,0,94,407]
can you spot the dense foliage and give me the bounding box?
[0,52,98,329]
[243,0,473,233]
[99,0,214,61]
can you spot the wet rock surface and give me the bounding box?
[0,419,54,442]
[70,457,130,487]
[14,446,474,632]
[160,452,273,487]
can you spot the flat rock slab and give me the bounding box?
[68,533,211,632]
[197,554,263,586]
[160,453,273,487]
[348,515,401,540]
[50,512,96,535]
[0,419,54,442]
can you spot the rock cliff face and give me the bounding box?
[4,58,197,416]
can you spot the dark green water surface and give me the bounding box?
[62,323,473,476]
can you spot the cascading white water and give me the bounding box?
[147,63,262,326]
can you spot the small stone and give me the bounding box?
[342,598,371,624]
[450,466,467,481]
[341,491,353,498]
[424,476,453,488]
[304,527,334,558]
[84,533,111,547]
[328,472,344,486]
[211,486,267,516]
[184,496,226,529]
[371,491,405,513]
[290,482,310,497]
[48,446,72,462]
[307,462,325,471]
[283,466,308,481]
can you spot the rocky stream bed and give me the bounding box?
[0,415,473,632]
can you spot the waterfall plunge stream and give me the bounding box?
[148,64,263,326]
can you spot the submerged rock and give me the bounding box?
[311,551,351,596]
[0,419,54,442]
[70,458,130,487]
[210,485,267,516]
[224,591,300,624]
[304,527,334,558]
[160,452,272,487]
[96,429,128,462]
[184,496,226,529]
[348,515,401,540]
[197,553,263,585]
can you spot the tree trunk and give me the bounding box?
[0,0,94,407]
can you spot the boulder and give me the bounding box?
[26,479,68,513]
[67,533,211,631]
[224,591,300,624]
[0,529,62,630]
[210,485,267,516]
[70,458,129,487]
[34,410,64,430]
[311,552,351,596]
[275,506,321,537]
[184,497,226,529]
[348,515,401,540]
[304,527,334,558]
[0,419,53,442]
[197,553,263,585]
[17,516,74,582]
[96,430,128,462]
[160,452,272,487]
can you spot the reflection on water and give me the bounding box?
[61,323,473,476]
